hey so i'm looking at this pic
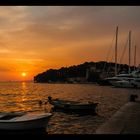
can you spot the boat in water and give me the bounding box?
[99,28,140,88]
[0,112,52,130]
[111,78,140,88]
[97,26,119,86]
[108,66,140,88]
[47,96,98,114]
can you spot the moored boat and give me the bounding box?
[112,78,140,88]
[111,80,134,88]
[0,112,52,130]
[47,96,98,114]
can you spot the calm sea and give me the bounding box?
[0,82,139,134]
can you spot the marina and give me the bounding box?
[0,6,140,135]
[0,82,139,134]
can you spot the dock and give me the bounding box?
[95,99,140,134]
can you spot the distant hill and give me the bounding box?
[34,61,135,83]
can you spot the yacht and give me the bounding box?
[105,29,140,88]
[109,68,140,88]
[111,78,140,88]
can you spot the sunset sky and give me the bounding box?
[0,6,140,81]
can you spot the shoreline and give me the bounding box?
[95,98,140,134]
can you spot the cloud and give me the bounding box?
[0,6,140,74]
[0,67,12,72]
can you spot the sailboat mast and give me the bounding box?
[115,26,118,76]
[129,31,131,74]
[134,45,136,70]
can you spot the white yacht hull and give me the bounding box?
[111,80,134,88]
[111,80,140,88]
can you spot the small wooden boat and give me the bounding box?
[47,96,98,114]
[0,112,52,130]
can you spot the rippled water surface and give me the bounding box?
[0,82,139,134]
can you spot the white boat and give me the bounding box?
[111,80,134,88]
[106,29,140,88]
[108,68,140,88]
[106,73,133,85]
[0,112,52,130]
[111,77,140,88]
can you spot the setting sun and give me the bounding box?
[21,72,27,77]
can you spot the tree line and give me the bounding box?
[34,61,135,83]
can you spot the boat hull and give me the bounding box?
[111,80,140,88]
[52,103,97,110]
[48,98,98,114]
[0,113,52,130]
[111,80,134,88]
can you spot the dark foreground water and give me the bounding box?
[0,82,139,134]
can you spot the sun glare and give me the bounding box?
[21,72,27,77]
